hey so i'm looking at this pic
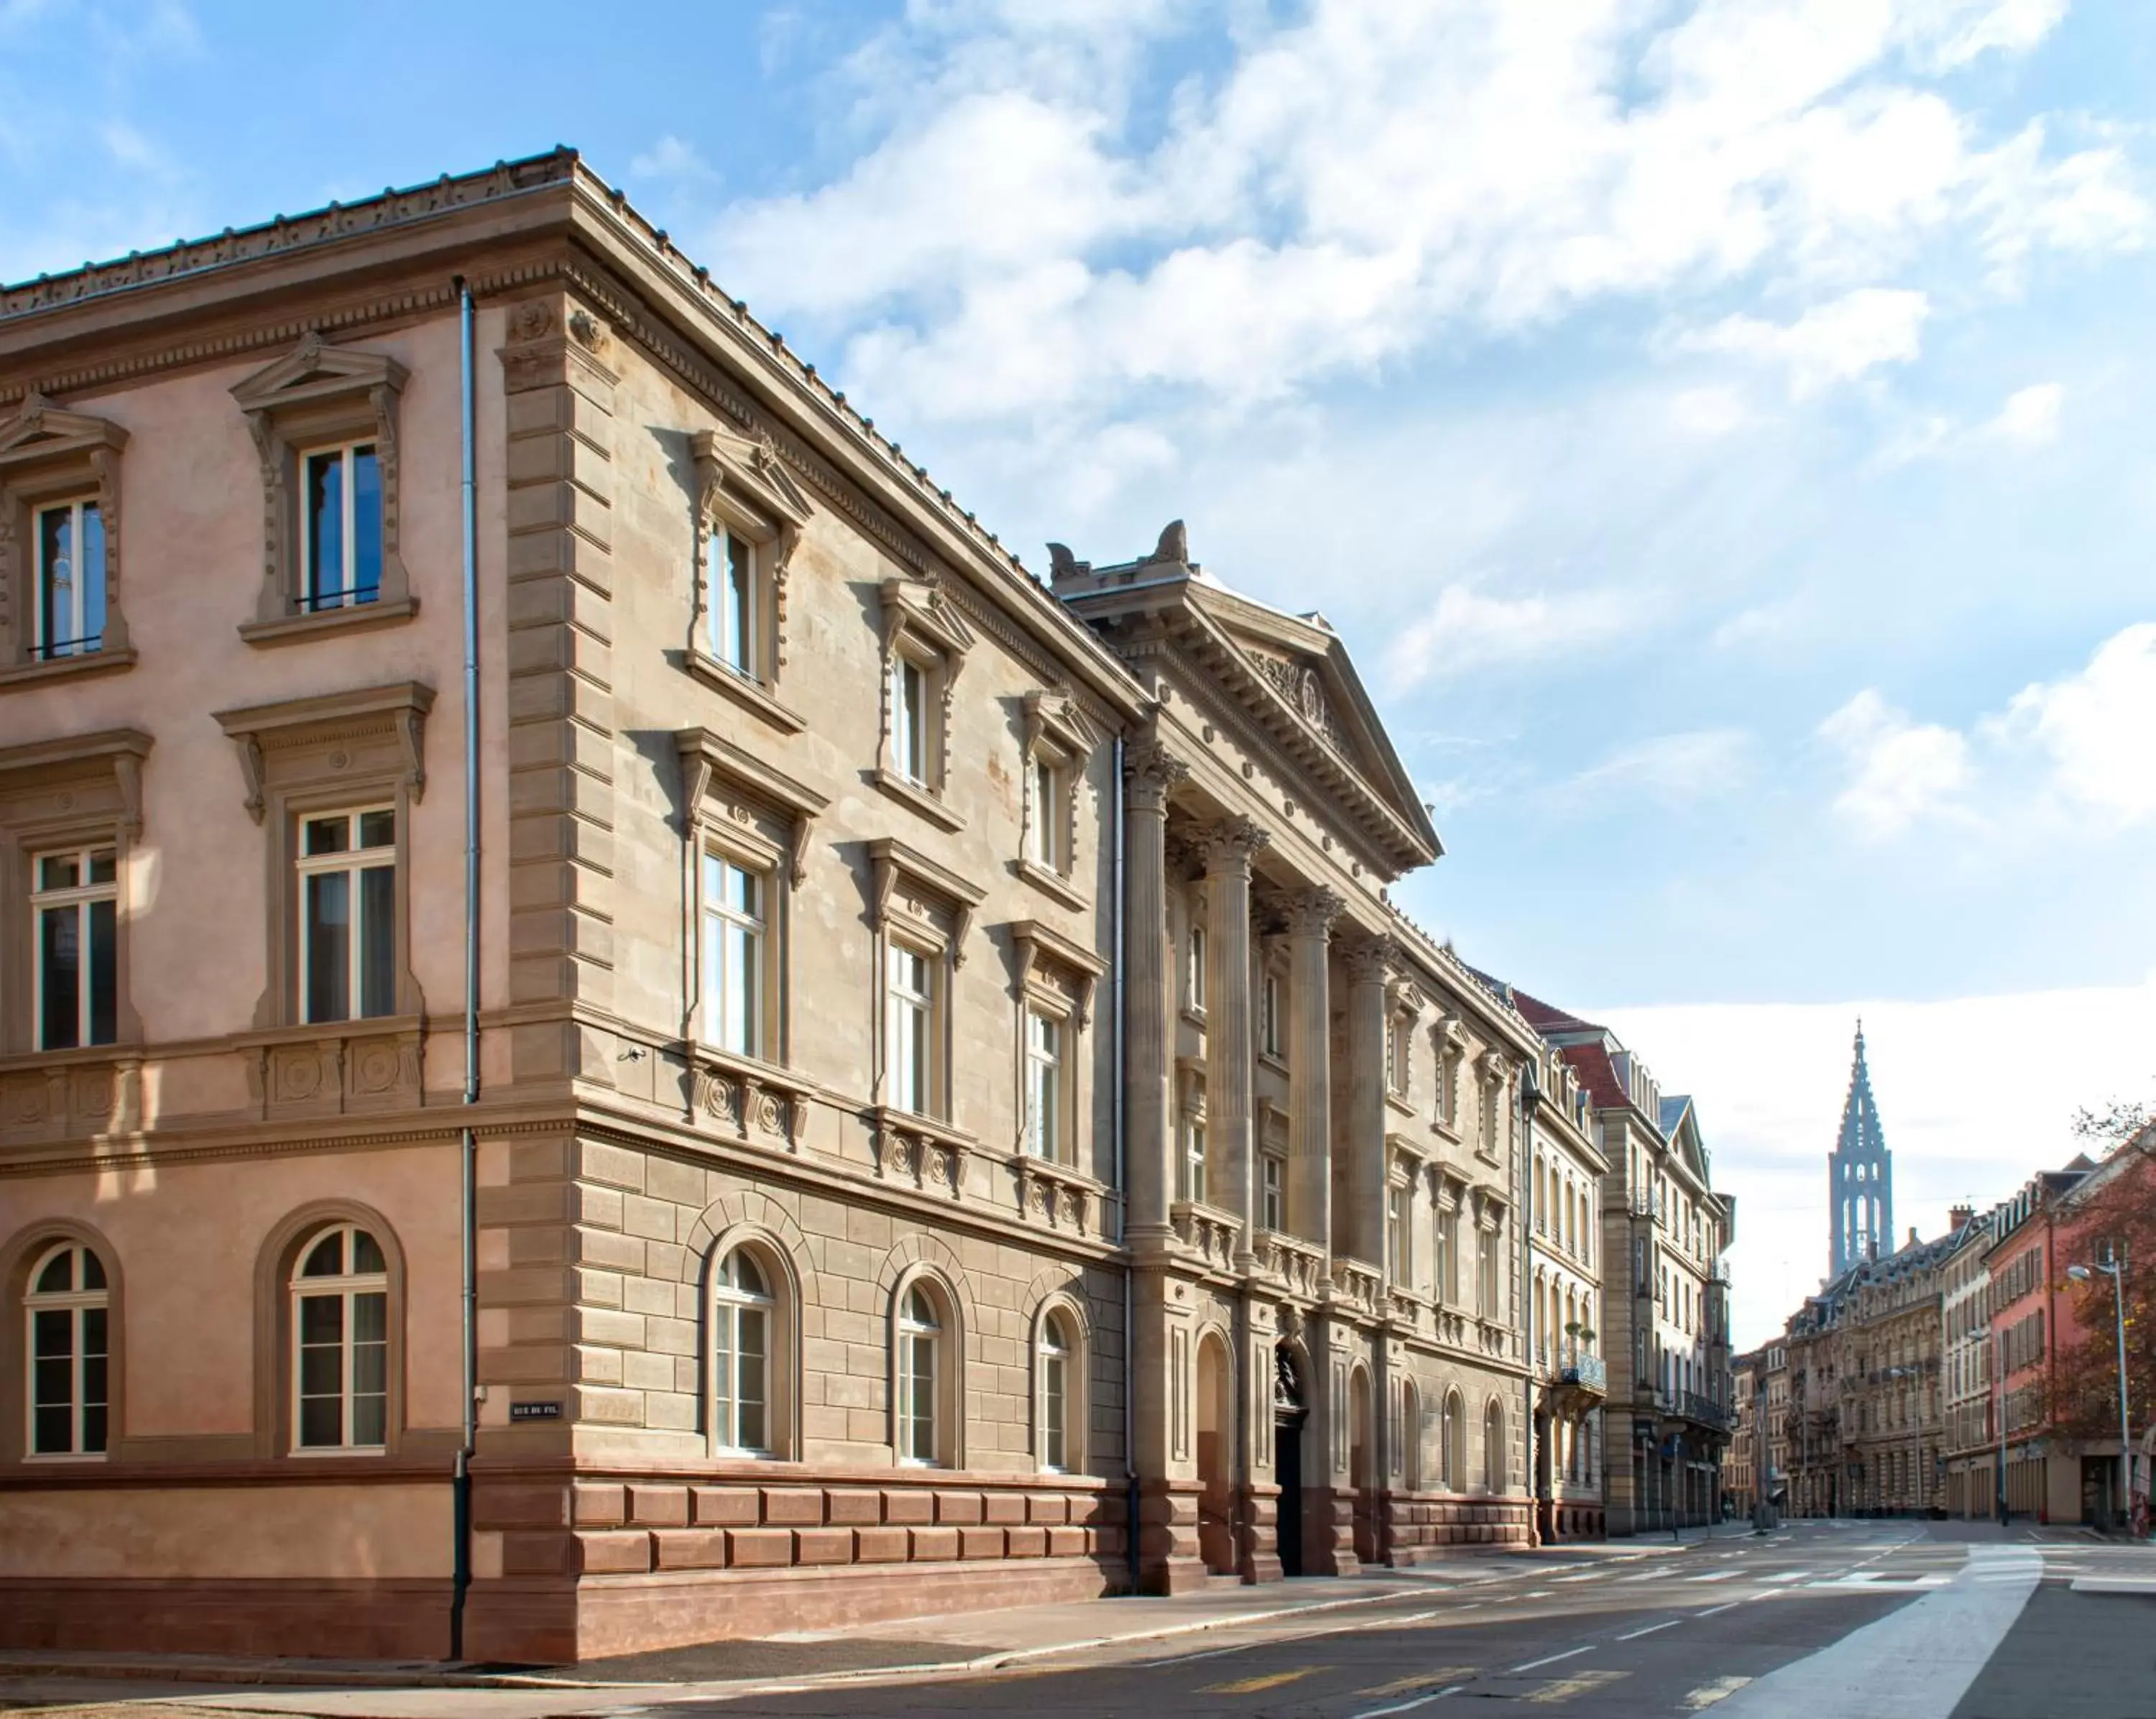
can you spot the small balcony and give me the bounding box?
[1564,1352,1609,1393]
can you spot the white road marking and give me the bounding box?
[1710,1546,2041,1719]
[1697,1600,1744,1618]
[1685,1675,1754,1709]
[1685,1570,1741,1582]
[1352,1684,1468,1717]
[1553,1572,1603,1583]
[1508,1646,1593,1672]
[1616,1618,1681,1641]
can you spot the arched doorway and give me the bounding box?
[1350,1366,1376,1564]
[1273,1345,1307,1577]
[1195,1332,1234,1575]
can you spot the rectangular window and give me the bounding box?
[30,1304,107,1457]
[33,498,106,659]
[300,443,383,610]
[1388,1186,1410,1283]
[298,808,396,1023]
[1261,971,1284,1059]
[887,943,933,1115]
[1029,754,1062,870]
[1261,1156,1284,1232]
[901,1329,936,1462]
[1186,923,1207,1013]
[1386,1018,1409,1094]
[1181,1114,1207,1203]
[701,854,766,1057]
[296,1286,388,1450]
[1024,1008,1062,1160]
[1041,1344,1067,1472]
[32,847,117,1051]
[892,655,928,784]
[708,527,756,675]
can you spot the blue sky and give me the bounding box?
[6,0,2153,1340]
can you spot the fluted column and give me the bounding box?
[1204,817,1268,1265]
[1286,888,1341,1251]
[1125,740,1188,1239]
[1342,933,1394,1271]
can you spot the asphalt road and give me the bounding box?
[642,1523,2156,1719]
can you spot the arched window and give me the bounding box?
[1441,1389,1463,1491]
[712,1248,773,1455]
[27,1243,108,1457]
[897,1283,944,1465]
[1484,1398,1506,1493]
[292,1223,387,1450]
[1038,1309,1079,1473]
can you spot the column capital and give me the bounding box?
[1287,886,1345,937]
[1342,931,1400,985]
[1125,739,1190,813]
[1202,814,1271,874]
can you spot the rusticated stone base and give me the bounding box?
[1383,1490,1534,1563]
[0,1578,452,1659]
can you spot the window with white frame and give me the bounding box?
[1027,751,1064,871]
[890,651,930,785]
[1261,969,1284,1060]
[887,941,935,1116]
[1261,1154,1285,1232]
[1437,1201,1458,1304]
[711,1248,772,1454]
[25,1243,107,1457]
[706,524,757,677]
[897,1284,942,1465]
[1386,1011,1412,1097]
[292,1224,388,1451]
[298,808,397,1023]
[1185,921,1207,1014]
[299,442,383,611]
[33,497,106,659]
[701,853,768,1057]
[1038,1311,1075,1473]
[1477,1225,1499,1319]
[1179,1079,1208,1203]
[32,845,116,1051]
[1388,1184,1410,1284]
[1023,1005,1064,1160]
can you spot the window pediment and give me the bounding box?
[0,728,149,842]
[675,725,828,888]
[1009,918,1107,1028]
[0,395,134,678]
[878,574,975,662]
[868,836,984,965]
[692,425,811,548]
[213,681,433,824]
[230,333,408,419]
[0,393,129,474]
[1023,688,1102,759]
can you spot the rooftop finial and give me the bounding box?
[1143,519,1188,566]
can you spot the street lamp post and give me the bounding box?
[2068,1253,2132,1531]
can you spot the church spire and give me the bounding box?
[1829,1018,1892,1278]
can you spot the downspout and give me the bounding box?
[450,278,482,1662]
[1115,735,1138,1592]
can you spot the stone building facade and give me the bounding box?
[0,151,1564,1662]
[1487,990,1734,1534]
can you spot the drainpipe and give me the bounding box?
[449,277,482,1662]
[1114,735,1137,1592]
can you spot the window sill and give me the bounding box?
[1258,1050,1289,1077]
[681,648,807,734]
[239,596,418,648]
[1386,1092,1416,1118]
[873,768,965,832]
[0,647,137,692]
[1015,857,1088,913]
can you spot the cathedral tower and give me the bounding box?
[1829,1021,1892,1276]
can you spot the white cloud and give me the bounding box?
[1818,686,1974,837]
[1989,622,2156,824]
[1986,379,2063,443]
[700,0,2145,432]
[1559,728,1756,808]
[1821,622,2156,839]
[1603,969,2156,1347]
[1384,584,1640,690]
[1683,287,1931,397]
[630,134,721,186]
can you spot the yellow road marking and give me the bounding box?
[1203,1666,1322,1695]
[1528,1669,1628,1703]
[1359,1667,1478,1695]
[1685,1676,1754,1709]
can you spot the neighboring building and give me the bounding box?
[1729,1349,1761,1515]
[1940,1202,1999,1519]
[1758,1338,1790,1511]
[1521,1033,1609,1541]
[0,152,1565,1663]
[1496,994,1734,1535]
[1986,1161,2093,1522]
[1829,1023,1892,1278]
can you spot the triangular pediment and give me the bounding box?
[0,392,128,466]
[691,422,813,532]
[1183,581,1439,862]
[230,332,406,413]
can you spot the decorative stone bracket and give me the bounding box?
[867,836,983,967]
[690,1046,812,1151]
[870,1106,969,1200]
[1170,1199,1241,1272]
[675,726,827,887]
[1013,1153,1099,1238]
